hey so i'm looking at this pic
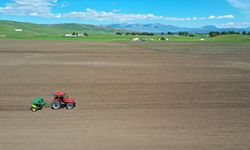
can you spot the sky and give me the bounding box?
[0,0,250,28]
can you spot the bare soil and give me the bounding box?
[0,40,250,150]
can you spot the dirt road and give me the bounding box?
[0,40,249,150]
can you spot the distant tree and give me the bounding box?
[242,31,247,35]
[178,32,189,36]
[209,31,220,37]
[227,31,239,35]
[161,32,164,36]
[131,32,136,36]
[167,32,174,35]
[84,32,89,37]
[159,37,166,41]
[221,31,227,35]
[121,32,155,36]
[140,32,154,36]
[72,32,76,35]
[116,32,122,35]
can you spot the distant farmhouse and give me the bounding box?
[64,32,88,37]
[15,29,23,32]
[64,34,76,37]
[131,38,140,41]
[132,37,169,42]
[131,37,146,41]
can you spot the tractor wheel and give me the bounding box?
[31,107,37,112]
[52,101,61,110]
[66,103,74,110]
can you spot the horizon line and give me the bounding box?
[0,19,249,29]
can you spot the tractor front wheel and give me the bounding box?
[66,103,74,110]
[31,107,37,112]
[52,101,61,110]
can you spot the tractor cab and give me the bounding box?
[54,92,68,102]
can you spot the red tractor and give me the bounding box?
[51,92,76,110]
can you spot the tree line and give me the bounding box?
[116,31,250,37]
[116,31,194,36]
[116,32,154,36]
[209,31,250,37]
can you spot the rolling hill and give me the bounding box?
[0,20,121,38]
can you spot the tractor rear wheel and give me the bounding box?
[66,103,74,110]
[52,101,61,110]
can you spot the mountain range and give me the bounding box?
[104,23,250,33]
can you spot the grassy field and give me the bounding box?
[1,20,250,42]
[1,34,249,42]
[133,42,250,54]
[207,34,250,42]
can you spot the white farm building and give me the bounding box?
[15,29,23,32]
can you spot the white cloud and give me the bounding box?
[164,15,234,22]
[228,0,250,9]
[0,0,235,22]
[63,8,164,21]
[64,8,233,22]
[59,0,68,8]
[0,0,61,18]
[208,15,234,19]
[221,22,250,28]
[228,0,250,16]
